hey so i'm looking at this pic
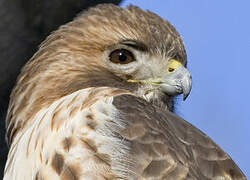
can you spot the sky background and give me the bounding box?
[121,0,250,178]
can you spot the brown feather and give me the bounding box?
[113,94,246,179]
[4,4,246,180]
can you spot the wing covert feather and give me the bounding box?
[112,94,246,180]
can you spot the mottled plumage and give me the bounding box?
[4,4,246,180]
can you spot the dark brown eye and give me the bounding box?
[109,49,135,64]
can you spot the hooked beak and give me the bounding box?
[128,59,192,100]
[160,61,192,100]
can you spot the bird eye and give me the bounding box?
[109,49,135,64]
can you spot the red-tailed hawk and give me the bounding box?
[4,4,246,180]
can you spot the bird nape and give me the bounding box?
[3,3,246,180]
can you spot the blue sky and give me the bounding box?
[121,0,250,178]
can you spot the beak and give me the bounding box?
[160,62,192,100]
[127,59,192,100]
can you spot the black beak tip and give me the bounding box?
[183,93,189,101]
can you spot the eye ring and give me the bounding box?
[109,49,135,64]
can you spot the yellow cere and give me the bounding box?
[168,59,182,73]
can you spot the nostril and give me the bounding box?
[168,68,175,72]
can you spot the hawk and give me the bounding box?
[4,4,246,180]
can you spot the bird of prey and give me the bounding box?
[4,4,246,180]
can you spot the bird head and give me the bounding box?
[8,4,192,141]
[80,4,192,108]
